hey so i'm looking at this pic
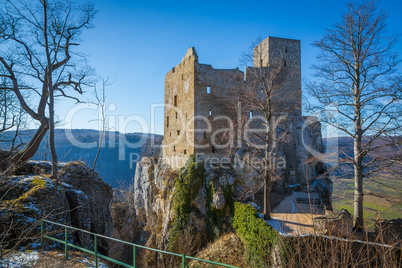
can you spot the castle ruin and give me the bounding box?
[161,36,328,187]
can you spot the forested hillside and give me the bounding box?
[0,129,163,188]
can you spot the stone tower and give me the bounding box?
[162,46,244,167]
[162,37,304,167]
[250,36,302,115]
[161,36,328,189]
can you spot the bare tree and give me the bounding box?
[0,78,27,150]
[308,0,402,230]
[227,38,293,220]
[0,0,96,177]
[91,77,111,171]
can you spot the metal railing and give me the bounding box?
[40,220,238,268]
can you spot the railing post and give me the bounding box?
[64,226,68,259]
[40,221,44,248]
[182,254,186,268]
[133,245,136,268]
[94,234,98,268]
[35,220,238,268]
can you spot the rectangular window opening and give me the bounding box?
[174,95,177,107]
[285,47,288,53]
[207,86,211,94]
[173,146,176,152]
[176,112,178,119]
[177,130,180,136]
[209,110,212,116]
[250,111,253,118]
[284,59,287,66]
[184,149,187,155]
[166,116,169,127]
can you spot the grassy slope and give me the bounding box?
[332,173,402,223]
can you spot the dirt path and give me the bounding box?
[267,192,325,235]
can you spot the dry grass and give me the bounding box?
[277,232,401,268]
[33,251,94,267]
[1,250,110,268]
[189,233,246,268]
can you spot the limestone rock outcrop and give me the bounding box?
[0,161,113,254]
[58,161,113,254]
[0,175,71,249]
[109,189,138,264]
[133,157,176,247]
[313,209,353,237]
[116,157,238,266]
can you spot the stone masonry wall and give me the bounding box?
[162,48,197,167]
[252,36,301,115]
[161,36,323,188]
[194,64,244,155]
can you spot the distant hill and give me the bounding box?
[324,135,401,178]
[324,136,402,221]
[1,130,400,206]
[0,129,163,188]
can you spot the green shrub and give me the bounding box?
[168,155,204,251]
[231,202,278,267]
[205,181,234,240]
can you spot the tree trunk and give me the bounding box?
[42,0,58,180]
[353,138,364,231]
[353,73,364,231]
[10,120,49,167]
[264,172,271,220]
[263,114,272,220]
[92,130,104,170]
[48,102,58,179]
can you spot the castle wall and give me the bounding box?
[162,48,197,164]
[252,37,302,115]
[162,37,310,184]
[193,64,244,155]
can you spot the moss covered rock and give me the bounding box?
[0,161,113,254]
[0,175,71,249]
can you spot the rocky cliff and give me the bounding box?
[0,161,113,254]
[110,134,334,265]
[110,156,242,266]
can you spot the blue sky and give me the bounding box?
[57,0,402,135]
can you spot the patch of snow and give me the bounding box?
[248,202,258,209]
[0,251,40,268]
[265,217,288,235]
[21,177,36,183]
[24,216,36,223]
[290,200,296,214]
[61,182,72,188]
[78,256,109,267]
[289,184,301,187]
[24,203,40,212]
[68,189,85,195]
[29,241,41,249]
